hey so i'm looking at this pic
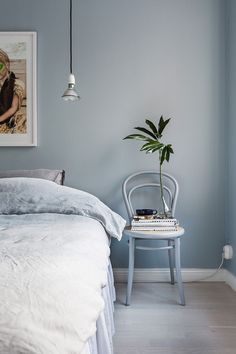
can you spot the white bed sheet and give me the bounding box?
[82,261,116,354]
[0,214,113,354]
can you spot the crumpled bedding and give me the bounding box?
[0,178,126,354]
[0,178,126,240]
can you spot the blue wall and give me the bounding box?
[0,0,227,269]
[226,0,236,275]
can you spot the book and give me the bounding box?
[131,218,178,227]
[131,225,178,231]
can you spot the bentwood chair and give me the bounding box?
[122,171,185,306]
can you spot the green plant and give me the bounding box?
[123,116,174,216]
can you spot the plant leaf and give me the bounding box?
[158,116,164,132]
[168,144,174,154]
[160,146,167,165]
[166,144,174,162]
[145,119,157,133]
[134,126,157,140]
[151,145,164,153]
[166,149,170,162]
[123,117,174,163]
[123,134,151,141]
[144,149,155,154]
[140,142,153,151]
[158,116,171,135]
[140,141,163,151]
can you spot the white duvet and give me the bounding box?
[0,178,126,354]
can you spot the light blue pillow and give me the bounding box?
[0,169,65,185]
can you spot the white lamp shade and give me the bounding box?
[62,73,80,101]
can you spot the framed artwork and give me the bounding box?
[0,32,37,146]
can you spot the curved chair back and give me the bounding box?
[122,171,179,222]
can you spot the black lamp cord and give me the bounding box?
[70,0,72,74]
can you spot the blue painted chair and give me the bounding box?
[122,171,185,306]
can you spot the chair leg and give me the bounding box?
[126,236,135,306]
[168,239,175,285]
[174,237,185,306]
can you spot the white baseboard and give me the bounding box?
[224,269,236,291]
[113,268,225,283]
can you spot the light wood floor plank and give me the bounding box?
[113,282,236,354]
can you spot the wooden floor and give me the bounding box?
[113,282,236,354]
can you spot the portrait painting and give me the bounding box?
[0,32,37,146]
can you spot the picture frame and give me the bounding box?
[0,32,37,146]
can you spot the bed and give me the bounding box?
[0,177,125,354]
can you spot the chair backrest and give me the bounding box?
[122,171,179,222]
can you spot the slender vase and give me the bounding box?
[159,152,170,217]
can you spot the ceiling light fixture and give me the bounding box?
[62,0,80,101]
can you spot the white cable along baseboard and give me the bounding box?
[113,268,236,291]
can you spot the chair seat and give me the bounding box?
[124,225,185,239]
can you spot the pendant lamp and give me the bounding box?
[62,0,80,101]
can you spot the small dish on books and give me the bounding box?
[133,215,157,221]
[136,209,157,216]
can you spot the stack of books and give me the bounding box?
[131,215,178,231]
